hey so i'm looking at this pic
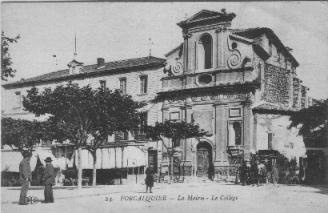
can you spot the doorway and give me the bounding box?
[196,141,212,177]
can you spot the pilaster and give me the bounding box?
[215,104,228,165]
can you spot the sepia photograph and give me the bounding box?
[1,1,328,213]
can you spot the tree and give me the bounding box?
[146,120,207,181]
[289,99,328,144]
[1,32,20,81]
[23,82,142,187]
[1,117,46,154]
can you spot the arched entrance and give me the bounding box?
[196,141,212,177]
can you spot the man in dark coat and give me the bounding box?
[43,157,55,203]
[19,151,32,205]
[208,163,215,181]
[239,160,248,186]
[145,165,154,193]
[250,160,259,186]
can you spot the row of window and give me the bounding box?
[12,75,148,109]
[99,75,148,95]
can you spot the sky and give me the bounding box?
[2,1,328,99]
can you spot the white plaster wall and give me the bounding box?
[256,114,306,161]
[2,67,165,126]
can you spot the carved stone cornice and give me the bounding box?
[215,26,228,33]
[183,33,192,40]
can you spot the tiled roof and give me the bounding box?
[232,27,299,67]
[3,56,166,88]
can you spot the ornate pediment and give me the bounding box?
[186,10,221,22]
[177,9,236,28]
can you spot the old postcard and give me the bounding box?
[1,1,327,213]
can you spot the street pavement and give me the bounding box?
[1,181,328,213]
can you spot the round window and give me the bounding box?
[198,74,212,85]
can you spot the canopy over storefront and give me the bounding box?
[1,147,60,172]
[75,146,147,169]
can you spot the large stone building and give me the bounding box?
[2,9,317,183]
[159,10,309,178]
[2,56,166,184]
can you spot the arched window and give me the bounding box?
[199,34,213,69]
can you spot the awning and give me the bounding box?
[75,146,147,169]
[1,151,24,172]
[33,147,60,168]
[1,148,60,173]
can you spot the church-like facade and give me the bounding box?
[2,9,313,183]
[160,10,308,178]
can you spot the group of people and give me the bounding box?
[19,150,55,205]
[239,159,279,186]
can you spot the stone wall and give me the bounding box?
[263,64,290,107]
[293,77,301,109]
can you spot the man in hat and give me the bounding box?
[19,150,32,205]
[42,157,55,203]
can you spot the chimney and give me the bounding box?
[97,58,105,66]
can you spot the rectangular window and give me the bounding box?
[100,80,106,90]
[115,131,128,141]
[135,112,148,140]
[140,112,148,131]
[140,75,148,94]
[15,91,22,108]
[229,108,241,118]
[119,78,127,95]
[169,112,180,121]
[268,133,273,150]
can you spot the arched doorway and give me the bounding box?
[196,141,212,177]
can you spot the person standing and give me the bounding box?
[145,165,154,193]
[19,151,32,205]
[239,161,248,186]
[43,157,55,203]
[299,165,305,185]
[265,161,272,184]
[258,161,266,185]
[208,163,215,181]
[272,163,279,186]
[250,159,259,186]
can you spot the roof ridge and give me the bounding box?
[3,56,165,87]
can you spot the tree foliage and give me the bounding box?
[1,32,20,81]
[145,120,207,179]
[23,81,142,147]
[289,99,328,142]
[23,81,143,186]
[146,120,208,148]
[1,117,46,153]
